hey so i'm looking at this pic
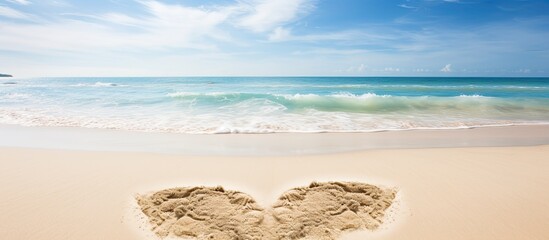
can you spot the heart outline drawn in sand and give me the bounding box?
[136,181,396,240]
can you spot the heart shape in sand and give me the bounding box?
[136,181,396,240]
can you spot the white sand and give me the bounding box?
[1,144,549,239]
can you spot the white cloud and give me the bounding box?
[0,0,237,54]
[357,64,366,72]
[384,67,400,72]
[343,63,367,73]
[237,0,314,32]
[268,27,291,41]
[425,0,460,2]
[266,28,399,46]
[140,1,232,29]
[0,0,318,56]
[100,13,145,27]
[440,64,452,72]
[0,6,29,19]
[7,0,31,5]
[1,0,547,77]
[292,48,371,55]
[398,4,417,9]
[47,0,71,7]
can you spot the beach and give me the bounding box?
[3,0,549,238]
[1,125,549,240]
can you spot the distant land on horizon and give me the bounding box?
[0,73,13,77]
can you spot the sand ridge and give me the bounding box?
[136,182,397,240]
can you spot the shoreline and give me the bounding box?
[1,123,549,156]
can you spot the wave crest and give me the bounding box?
[72,82,123,87]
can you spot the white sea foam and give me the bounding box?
[1,107,549,134]
[276,93,320,100]
[2,93,31,100]
[276,92,390,100]
[331,92,391,98]
[166,92,229,97]
[167,92,392,100]
[218,98,287,113]
[458,94,488,98]
[72,82,124,87]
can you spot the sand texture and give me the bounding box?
[2,143,549,240]
[136,182,396,240]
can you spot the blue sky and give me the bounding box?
[0,0,548,77]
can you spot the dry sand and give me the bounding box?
[136,182,396,239]
[1,144,549,240]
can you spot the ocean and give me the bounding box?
[1,77,548,134]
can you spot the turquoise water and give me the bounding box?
[1,77,548,133]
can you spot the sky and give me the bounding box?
[0,0,548,77]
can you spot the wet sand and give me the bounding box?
[1,124,549,156]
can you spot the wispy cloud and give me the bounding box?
[6,0,31,5]
[0,0,239,54]
[268,26,292,41]
[237,0,314,32]
[292,48,372,55]
[424,0,461,3]
[0,0,320,54]
[440,64,452,72]
[398,4,417,9]
[267,28,399,45]
[0,6,30,19]
[47,0,71,7]
[0,0,547,77]
[340,63,367,73]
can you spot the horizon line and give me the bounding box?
[4,75,549,79]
